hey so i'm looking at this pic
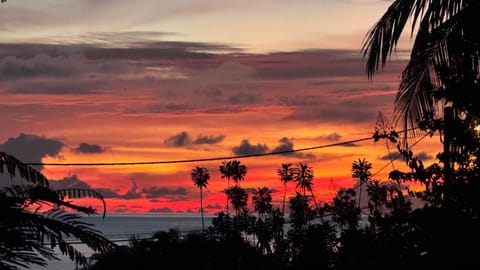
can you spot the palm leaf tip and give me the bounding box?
[56,188,107,218]
[0,152,49,187]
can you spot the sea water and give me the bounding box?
[27,213,214,270]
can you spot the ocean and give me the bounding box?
[28,213,214,270]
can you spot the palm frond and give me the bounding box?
[0,152,49,186]
[362,0,416,76]
[56,188,107,218]
[362,0,468,77]
[396,2,480,138]
[18,210,116,265]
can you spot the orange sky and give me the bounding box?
[0,1,442,213]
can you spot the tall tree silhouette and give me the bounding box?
[191,166,209,232]
[362,0,480,143]
[219,160,247,215]
[226,185,248,217]
[219,160,233,214]
[0,152,115,270]
[293,163,318,210]
[277,163,294,214]
[351,158,372,208]
[252,187,273,219]
[330,188,360,233]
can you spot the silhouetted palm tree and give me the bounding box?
[277,163,294,214]
[191,166,210,232]
[219,160,247,215]
[219,160,233,214]
[230,160,247,184]
[252,187,273,219]
[269,207,285,245]
[362,0,480,137]
[351,158,372,208]
[293,163,319,210]
[0,152,115,270]
[288,192,314,262]
[330,188,360,232]
[226,185,248,217]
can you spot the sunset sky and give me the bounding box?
[0,0,441,213]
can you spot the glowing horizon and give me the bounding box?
[0,0,442,213]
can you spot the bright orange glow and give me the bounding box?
[0,1,441,213]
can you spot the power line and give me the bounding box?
[25,127,420,167]
[25,137,374,166]
[371,132,430,177]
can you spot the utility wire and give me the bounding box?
[25,127,420,167]
[25,137,373,166]
[371,131,430,178]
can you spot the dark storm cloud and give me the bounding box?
[193,135,225,145]
[71,142,107,154]
[164,131,192,147]
[0,133,64,169]
[142,187,188,198]
[232,139,269,155]
[164,131,225,146]
[272,137,315,159]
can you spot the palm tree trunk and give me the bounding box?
[226,178,230,215]
[200,187,204,232]
[310,189,319,211]
[282,183,287,214]
[358,182,363,208]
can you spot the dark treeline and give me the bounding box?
[84,129,480,269]
[3,0,480,269]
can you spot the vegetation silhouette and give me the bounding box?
[191,166,210,232]
[86,1,480,266]
[292,163,318,211]
[277,163,294,214]
[0,152,115,269]
[220,160,247,215]
[3,0,480,269]
[351,158,372,207]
